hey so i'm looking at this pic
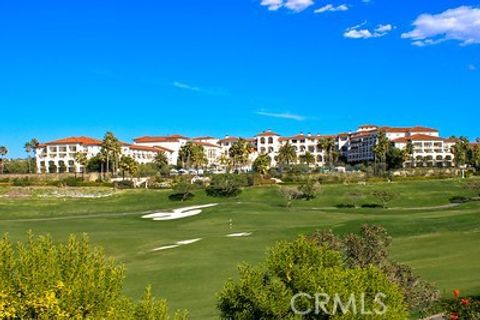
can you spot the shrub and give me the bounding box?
[335,203,356,208]
[310,225,440,313]
[61,177,84,187]
[205,174,246,197]
[0,233,188,319]
[449,196,470,204]
[114,180,135,189]
[217,236,408,319]
[169,179,194,201]
[298,179,320,200]
[278,186,303,207]
[12,177,33,187]
[361,203,384,208]
[371,190,397,208]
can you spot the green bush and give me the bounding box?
[361,203,384,208]
[205,174,247,197]
[114,180,135,189]
[0,233,187,319]
[12,177,33,186]
[217,236,408,319]
[449,196,470,204]
[310,225,439,313]
[169,179,194,201]
[335,203,356,208]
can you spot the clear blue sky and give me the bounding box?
[1,0,479,157]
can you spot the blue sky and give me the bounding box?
[0,0,479,157]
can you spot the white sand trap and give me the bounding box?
[226,232,252,237]
[142,203,218,221]
[152,238,202,252]
[176,238,202,245]
[152,244,180,251]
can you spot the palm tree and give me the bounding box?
[0,146,8,174]
[318,137,336,166]
[299,151,315,166]
[119,155,139,180]
[178,142,206,170]
[405,140,414,168]
[252,154,271,176]
[218,154,232,173]
[228,139,251,172]
[373,131,389,175]
[277,142,297,167]
[153,152,168,171]
[450,137,470,168]
[74,152,88,178]
[101,132,122,177]
[24,138,39,173]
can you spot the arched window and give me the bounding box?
[316,155,323,162]
[300,146,306,152]
[260,137,265,144]
[268,147,274,153]
[260,147,266,154]
[268,137,274,144]
[436,155,443,161]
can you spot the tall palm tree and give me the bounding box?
[373,131,389,174]
[119,155,139,180]
[74,152,88,178]
[277,142,297,167]
[450,137,470,168]
[153,152,168,171]
[405,140,414,168]
[318,137,336,166]
[24,138,39,173]
[101,132,121,177]
[179,142,206,169]
[299,151,315,166]
[0,146,8,174]
[218,154,232,173]
[252,154,271,176]
[228,139,251,172]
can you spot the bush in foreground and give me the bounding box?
[0,233,187,320]
[311,225,440,313]
[217,236,408,319]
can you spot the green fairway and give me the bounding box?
[0,178,479,318]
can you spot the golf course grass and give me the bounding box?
[0,178,479,318]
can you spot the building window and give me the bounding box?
[260,137,265,144]
[268,137,273,144]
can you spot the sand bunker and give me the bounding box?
[142,204,218,221]
[226,232,252,237]
[152,238,202,252]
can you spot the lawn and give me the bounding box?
[0,178,479,318]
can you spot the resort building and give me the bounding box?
[347,125,441,164]
[392,135,456,167]
[34,124,459,173]
[35,136,103,173]
[35,136,169,173]
[133,134,189,166]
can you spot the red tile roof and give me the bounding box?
[359,124,378,129]
[381,126,438,133]
[193,141,221,148]
[392,134,445,143]
[192,136,216,140]
[134,135,188,143]
[219,136,239,143]
[128,144,173,153]
[44,136,102,146]
[256,130,280,137]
